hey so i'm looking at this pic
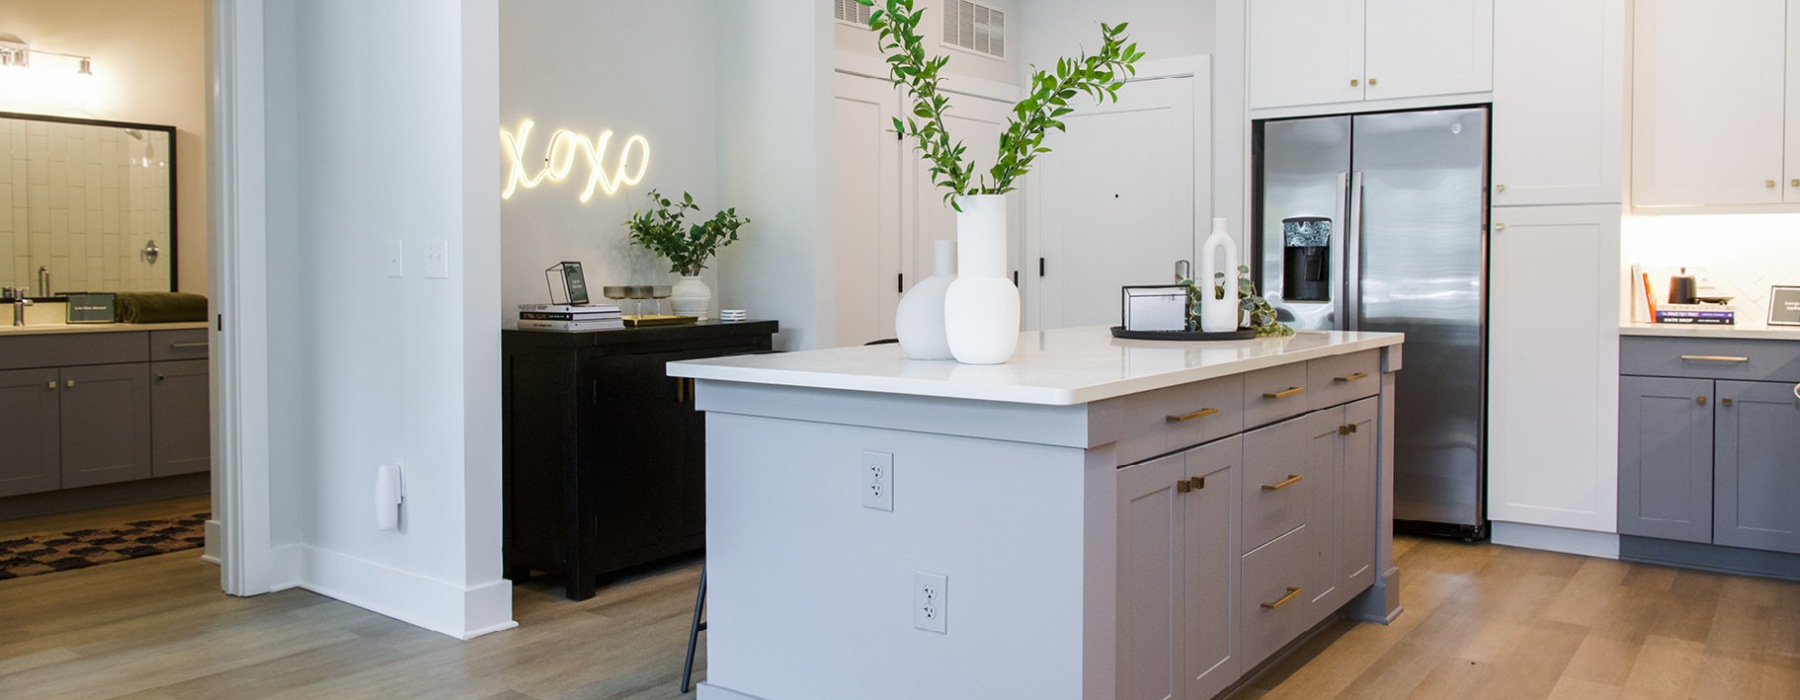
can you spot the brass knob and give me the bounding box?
[1697,396,1708,405]
[1767,180,1778,188]
[1369,78,1379,86]
[1177,479,1192,493]
[1791,179,1799,187]
[1496,184,1506,193]
[1722,398,1733,407]
[46,380,55,390]
[1495,223,1506,231]
[1351,79,1360,87]
[66,379,74,388]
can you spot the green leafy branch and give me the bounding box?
[859,0,1144,207]
[1177,266,1296,337]
[624,190,749,276]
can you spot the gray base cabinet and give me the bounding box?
[0,368,61,497]
[1619,336,1800,562]
[151,359,212,477]
[58,363,152,489]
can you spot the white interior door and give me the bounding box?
[1031,76,1198,331]
[829,72,903,347]
[905,90,1020,294]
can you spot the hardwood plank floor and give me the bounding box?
[0,535,1795,699]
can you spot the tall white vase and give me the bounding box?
[895,239,955,360]
[1199,217,1240,333]
[944,195,1019,364]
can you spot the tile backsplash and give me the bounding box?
[1622,214,1800,326]
[0,117,171,294]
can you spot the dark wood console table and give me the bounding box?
[501,320,777,599]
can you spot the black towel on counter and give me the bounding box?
[114,292,209,323]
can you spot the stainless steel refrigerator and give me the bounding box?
[1252,107,1488,538]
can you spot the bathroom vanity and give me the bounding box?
[0,323,210,514]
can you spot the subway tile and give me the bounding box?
[48,161,68,208]
[87,258,104,290]
[49,210,67,243]
[27,184,48,232]
[47,129,65,161]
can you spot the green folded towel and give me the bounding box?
[114,292,209,323]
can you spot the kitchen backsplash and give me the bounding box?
[1622,214,1800,327]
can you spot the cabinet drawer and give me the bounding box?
[151,329,209,361]
[0,332,148,371]
[1115,375,1245,465]
[1242,415,1311,552]
[1243,362,1310,429]
[1621,336,1800,383]
[1307,350,1380,411]
[1241,525,1312,668]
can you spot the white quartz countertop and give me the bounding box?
[668,326,1403,406]
[1621,323,1800,342]
[0,321,209,337]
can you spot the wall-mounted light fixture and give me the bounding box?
[0,35,95,75]
[501,119,650,203]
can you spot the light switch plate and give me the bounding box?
[425,240,449,279]
[386,240,404,278]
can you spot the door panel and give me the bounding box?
[1257,116,1351,331]
[151,360,211,477]
[60,363,152,489]
[1617,375,1714,542]
[1492,0,1624,205]
[0,368,60,497]
[1713,380,1800,553]
[830,72,904,347]
[1116,453,1186,700]
[1184,437,1239,700]
[1364,0,1493,100]
[1248,0,1365,109]
[1340,398,1379,595]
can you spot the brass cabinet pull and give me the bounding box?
[65,379,74,388]
[1350,79,1360,87]
[1338,424,1359,436]
[1190,476,1206,490]
[1768,180,1779,189]
[46,380,56,390]
[1263,387,1305,399]
[169,342,208,349]
[1495,223,1506,231]
[1262,587,1303,609]
[1166,407,1219,423]
[1262,474,1304,491]
[1791,179,1799,187]
[1177,479,1192,493]
[1368,78,1379,86]
[1697,396,1708,406]
[1722,398,1734,407]
[1680,355,1749,363]
[1496,184,1506,193]
[1334,373,1369,383]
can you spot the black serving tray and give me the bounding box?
[1110,326,1259,341]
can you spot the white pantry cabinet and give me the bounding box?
[1249,0,1492,110]
[1632,0,1787,208]
[1492,0,1625,206]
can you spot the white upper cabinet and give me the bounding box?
[1632,0,1787,208]
[1787,2,1800,202]
[1492,0,1624,206]
[1249,0,1491,110]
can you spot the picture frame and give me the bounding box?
[543,261,590,306]
[1121,285,1189,332]
[1769,285,1800,326]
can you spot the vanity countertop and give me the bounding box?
[1620,322,1800,342]
[0,321,209,337]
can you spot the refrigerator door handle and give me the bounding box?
[1346,171,1365,332]
[1331,171,1349,330]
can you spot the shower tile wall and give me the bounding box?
[0,117,171,294]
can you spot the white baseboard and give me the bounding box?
[1491,521,1620,560]
[698,682,771,700]
[289,545,518,640]
[201,519,222,565]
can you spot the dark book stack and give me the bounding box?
[516,303,625,332]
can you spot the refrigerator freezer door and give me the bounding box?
[1258,117,1350,331]
[1352,107,1489,528]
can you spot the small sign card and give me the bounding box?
[66,293,116,324]
[1769,285,1800,326]
[1122,286,1188,332]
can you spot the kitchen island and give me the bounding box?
[668,327,1404,700]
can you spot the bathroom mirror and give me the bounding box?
[0,111,177,295]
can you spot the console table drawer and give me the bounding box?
[1622,336,1800,383]
[1242,414,1311,552]
[1308,350,1380,411]
[1241,524,1312,667]
[0,332,148,371]
[1244,362,1310,429]
[1115,375,1245,465]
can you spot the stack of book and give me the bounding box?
[517,303,624,332]
[1655,303,1736,325]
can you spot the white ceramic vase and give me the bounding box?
[944,195,1019,364]
[672,275,711,318]
[1199,217,1240,333]
[895,239,956,360]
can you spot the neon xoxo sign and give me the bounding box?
[501,119,651,203]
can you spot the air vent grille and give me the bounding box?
[835,0,874,28]
[943,0,1005,59]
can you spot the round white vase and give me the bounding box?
[671,275,711,318]
[944,195,1019,364]
[895,240,956,360]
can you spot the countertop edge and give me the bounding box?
[0,321,210,337]
[1619,323,1800,342]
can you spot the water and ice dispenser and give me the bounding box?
[1280,217,1331,303]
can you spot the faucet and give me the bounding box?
[12,288,30,327]
[38,266,50,298]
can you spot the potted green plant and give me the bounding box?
[859,0,1144,364]
[624,189,749,318]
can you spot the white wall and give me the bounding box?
[0,0,209,294]
[717,0,835,350]
[499,1,722,321]
[1019,0,1214,71]
[256,0,512,639]
[836,0,1022,87]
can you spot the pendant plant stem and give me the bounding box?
[859,0,1144,207]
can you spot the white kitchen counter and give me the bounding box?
[668,326,1403,406]
[1621,322,1800,342]
[0,321,209,336]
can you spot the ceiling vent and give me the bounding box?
[942,0,1005,59]
[835,0,874,29]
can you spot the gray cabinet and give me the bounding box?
[1714,380,1800,553]
[151,359,211,477]
[1618,375,1714,543]
[1182,438,1239,700]
[0,368,61,497]
[59,363,153,489]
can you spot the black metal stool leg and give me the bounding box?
[680,564,707,693]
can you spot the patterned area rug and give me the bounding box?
[0,512,208,581]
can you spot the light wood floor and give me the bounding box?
[1,535,1795,699]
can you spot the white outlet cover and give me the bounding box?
[386,239,404,278]
[915,570,947,634]
[425,239,450,279]
[862,450,893,511]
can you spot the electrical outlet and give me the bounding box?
[386,239,404,278]
[914,571,947,634]
[862,450,893,511]
[425,239,450,279]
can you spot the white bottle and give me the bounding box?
[1199,218,1240,333]
[895,240,956,360]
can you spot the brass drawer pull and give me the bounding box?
[1177,479,1192,493]
[1263,386,1305,399]
[1189,476,1206,490]
[1680,355,1749,363]
[1261,587,1302,609]
[1262,474,1303,491]
[1337,424,1359,435]
[1166,407,1219,423]
[1334,372,1369,383]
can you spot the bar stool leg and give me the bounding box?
[680,564,707,693]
